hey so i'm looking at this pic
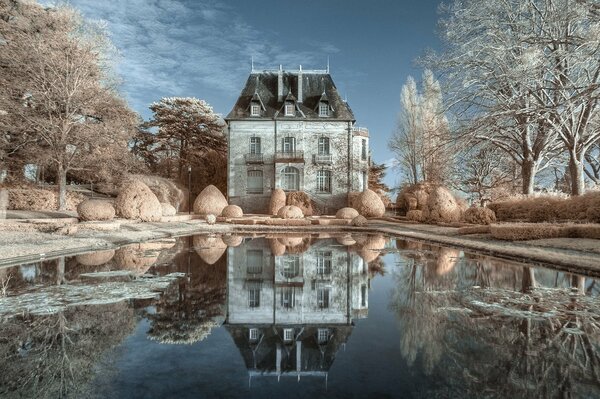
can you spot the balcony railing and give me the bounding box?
[244,153,264,164]
[275,151,304,163]
[313,154,332,164]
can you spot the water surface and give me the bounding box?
[0,233,598,398]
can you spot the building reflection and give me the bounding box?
[225,235,375,383]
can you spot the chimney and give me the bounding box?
[278,65,283,102]
[297,65,303,103]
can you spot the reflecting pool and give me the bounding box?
[0,233,598,398]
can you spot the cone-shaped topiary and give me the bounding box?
[114,180,162,222]
[193,185,228,215]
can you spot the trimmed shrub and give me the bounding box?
[132,174,189,212]
[406,210,425,222]
[193,185,227,215]
[77,199,116,221]
[354,189,385,218]
[463,207,496,225]
[221,204,243,218]
[490,223,564,241]
[336,207,359,219]
[205,214,217,225]
[222,235,243,247]
[277,205,304,219]
[269,238,286,256]
[160,203,177,217]
[427,186,462,223]
[269,188,286,215]
[286,191,314,216]
[8,188,56,211]
[489,192,600,223]
[348,191,361,208]
[114,180,162,222]
[351,215,368,226]
[396,182,435,214]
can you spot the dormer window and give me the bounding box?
[319,102,329,117]
[251,103,260,116]
[285,102,295,116]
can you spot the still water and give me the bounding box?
[0,233,599,398]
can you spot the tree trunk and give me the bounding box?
[57,163,67,211]
[571,275,585,295]
[521,159,537,195]
[568,151,586,196]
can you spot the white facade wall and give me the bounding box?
[228,120,368,214]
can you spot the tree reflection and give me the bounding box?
[0,303,136,398]
[391,244,600,397]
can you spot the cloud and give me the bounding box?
[41,0,342,118]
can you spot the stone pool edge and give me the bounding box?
[0,220,598,276]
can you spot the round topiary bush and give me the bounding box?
[277,205,304,219]
[205,214,217,225]
[221,204,243,218]
[286,191,314,216]
[426,186,462,223]
[463,207,496,225]
[161,203,177,217]
[193,185,228,215]
[269,188,286,215]
[354,189,385,218]
[336,207,359,219]
[75,250,115,266]
[351,215,368,226]
[114,180,162,222]
[77,199,116,221]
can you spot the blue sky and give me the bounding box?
[55,0,443,188]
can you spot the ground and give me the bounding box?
[0,212,599,275]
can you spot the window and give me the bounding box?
[316,170,332,193]
[317,287,330,309]
[281,166,299,191]
[318,137,330,155]
[285,102,295,116]
[249,328,259,341]
[247,170,263,194]
[247,250,263,274]
[282,256,300,278]
[361,139,367,160]
[281,287,296,309]
[316,251,332,275]
[249,287,260,308]
[251,103,260,116]
[282,137,296,153]
[249,137,261,154]
[361,171,367,191]
[317,328,330,344]
[319,102,329,117]
[283,328,294,342]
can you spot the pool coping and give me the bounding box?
[0,221,599,277]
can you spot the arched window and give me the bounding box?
[281,166,299,191]
[318,137,330,155]
[316,169,332,193]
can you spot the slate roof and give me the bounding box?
[225,71,355,121]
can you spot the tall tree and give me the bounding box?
[429,0,564,194]
[368,161,391,206]
[389,70,452,185]
[0,1,137,208]
[140,97,226,193]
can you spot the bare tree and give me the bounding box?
[429,0,568,195]
[1,2,137,208]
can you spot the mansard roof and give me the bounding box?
[226,70,355,121]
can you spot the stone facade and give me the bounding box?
[225,67,369,214]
